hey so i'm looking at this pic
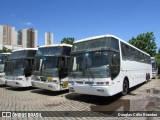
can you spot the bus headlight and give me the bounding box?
[95,81,109,85]
[96,82,104,85]
[31,75,35,80]
[16,78,23,80]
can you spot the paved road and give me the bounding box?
[0,78,160,120]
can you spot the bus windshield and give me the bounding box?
[151,59,157,70]
[0,55,5,72]
[70,51,110,78]
[33,56,58,77]
[0,54,10,72]
[42,57,58,77]
[0,56,4,65]
[152,62,156,69]
[5,59,25,76]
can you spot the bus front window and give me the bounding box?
[6,59,25,76]
[151,60,156,72]
[71,51,110,78]
[42,57,58,77]
[12,60,24,76]
[32,58,41,77]
[0,56,5,72]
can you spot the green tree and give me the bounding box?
[128,32,157,56]
[155,48,160,74]
[0,46,12,53]
[61,37,75,45]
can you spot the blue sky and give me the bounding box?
[0,0,160,49]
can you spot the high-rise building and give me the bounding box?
[18,28,38,48]
[0,25,38,50]
[44,32,53,45]
[2,25,17,46]
[0,25,20,50]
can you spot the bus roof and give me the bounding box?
[74,34,150,56]
[39,44,72,48]
[12,48,38,53]
[151,57,156,59]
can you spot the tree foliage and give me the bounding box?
[128,32,157,56]
[155,48,160,74]
[0,46,12,53]
[61,37,75,45]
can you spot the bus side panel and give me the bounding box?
[121,60,151,88]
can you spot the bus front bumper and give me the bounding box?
[0,73,5,85]
[69,85,112,96]
[0,77,5,85]
[152,72,157,79]
[5,80,32,87]
[31,81,62,91]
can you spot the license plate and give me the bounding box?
[62,81,68,88]
[47,77,53,81]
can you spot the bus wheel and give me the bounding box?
[146,73,149,83]
[145,74,148,83]
[121,79,129,96]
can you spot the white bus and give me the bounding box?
[5,48,37,87]
[31,44,72,91]
[151,57,158,78]
[69,35,152,96]
[0,53,10,84]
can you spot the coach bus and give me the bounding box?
[5,48,37,87]
[69,34,152,96]
[0,53,10,84]
[151,57,158,78]
[31,44,72,91]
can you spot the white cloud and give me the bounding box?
[25,22,32,25]
[20,22,33,26]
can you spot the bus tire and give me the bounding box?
[146,74,149,83]
[148,74,150,80]
[121,79,129,96]
[146,73,150,82]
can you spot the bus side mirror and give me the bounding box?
[25,60,29,68]
[110,53,120,80]
[110,66,114,80]
[111,54,117,65]
[65,58,70,68]
[58,58,63,69]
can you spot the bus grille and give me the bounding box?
[75,81,83,84]
[85,81,94,85]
